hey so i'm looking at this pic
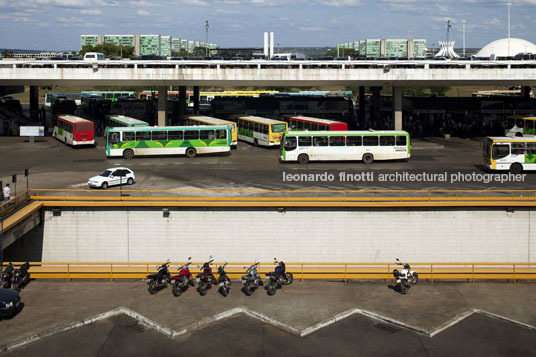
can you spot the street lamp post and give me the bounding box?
[462,20,466,57]
[205,20,209,57]
[506,2,512,56]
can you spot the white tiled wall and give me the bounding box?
[42,208,535,263]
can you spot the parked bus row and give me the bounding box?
[51,114,536,174]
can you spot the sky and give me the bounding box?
[0,0,535,51]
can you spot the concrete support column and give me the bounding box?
[521,86,531,98]
[358,86,365,128]
[193,86,200,114]
[178,86,187,124]
[371,86,381,128]
[392,86,403,131]
[29,86,39,121]
[157,86,168,126]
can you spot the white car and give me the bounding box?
[88,167,135,189]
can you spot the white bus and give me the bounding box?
[230,115,287,147]
[483,136,536,174]
[280,130,411,164]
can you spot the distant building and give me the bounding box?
[81,34,217,56]
[338,39,427,58]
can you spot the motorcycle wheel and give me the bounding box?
[219,286,228,297]
[148,280,158,294]
[244,282,254,296]
[198,282,208,296]
[172,282,183,297]
[12,282,19,291]
[267,281,277,296]
[189,279,195,287]
[413,273,419,284]
[258,279,263,286]
[283,273,293,285]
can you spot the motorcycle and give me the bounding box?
[393,258,418,294]
[1,263,14,289]
[171,257,195,297]
[146,260,172,295]
[217,262,232,297]
[265,258,293,296]
[241,261,263,296]
[12,262,31,290]
[196,257,217,296]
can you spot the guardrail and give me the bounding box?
[28,188,536,206]
[4,262,536,283]
[0,190,31,217]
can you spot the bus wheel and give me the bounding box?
[123,149,134,160]
[298,154,309,165]
[254,139,259,147]
[186,147,197,158]
[510,163,523,174]
[515,132,523,137]
[362,153,374,164]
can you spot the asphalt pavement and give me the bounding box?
[1,281,535,355]
[0,135,533,192]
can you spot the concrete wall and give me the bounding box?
[40,207,535,263]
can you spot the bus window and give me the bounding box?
[380,136,395,146]
[271,124,286,133]
[346,136,362,146]
[284,136,297,151]
[108,131,120,144]
[123,132,135,142]
[313,136,329,146]
[363,136,379,146]
[330,136,345,146]
[152,131,167,140]
[168,131,183,140]
[298,136,312,146]
[262,124,268,134]
[511,142,525,155]
[492,144,510,159]
[304,122,311,130]
[312,124,319,131]
[185,130,199,140]
[200,130,216,139]
[296,120,304,130]
[136,131,151,141]
[396,136,407,146]
[216,129,227,139]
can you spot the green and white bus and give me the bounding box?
[280,130,411,164]
[230,115,287,147]
[105,115,149,132]
[105,126,231,159]
[483,136,536,174]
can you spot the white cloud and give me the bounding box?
[175,0,210,6]
[315,0,361,6]
[129,0,159,6]
[137,10,150,16]
[486,17,501,26]
[80,9,103,15]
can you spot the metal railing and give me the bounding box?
[0,190,32,217]
[28,188,536,205]
[4,262,535,283]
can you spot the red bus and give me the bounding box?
[53,115,95,146]
[280,115,348,131]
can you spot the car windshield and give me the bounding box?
[99,170,112,177]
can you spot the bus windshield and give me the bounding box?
[271,124,286,133]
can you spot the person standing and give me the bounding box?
[3,183,10,203]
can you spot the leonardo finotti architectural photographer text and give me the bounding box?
[282,171,526,184]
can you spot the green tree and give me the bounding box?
[80,43,134,58]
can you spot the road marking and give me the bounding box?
[70,183,89,187]
[3,306,535,352]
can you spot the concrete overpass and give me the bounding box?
[1,59,536,129]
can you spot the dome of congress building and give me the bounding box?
[476,38,536,57]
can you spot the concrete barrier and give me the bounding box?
[38,207,535,263]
